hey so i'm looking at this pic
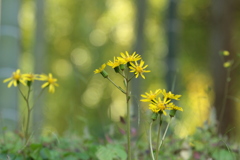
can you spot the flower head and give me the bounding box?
[24,73,40,86]
[222,50,230,56]
[117,51,141,63]
[24,73,39,82]
[149,97,169,115]
[94,64,108,78]
[39,73,59,93]
[141,89,162,102]
[162,89,181,100]
[141,89,183,116]
[149,97,182,115]
[223,60,233,68]
[107,57,125,68]
[3,69,28,88]
[129,60,150,79]
[94,64,106,73]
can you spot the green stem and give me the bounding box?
[31,87,45,111]
[118,71,126,79]
[124,64,131,160]
[155,114,162,160]
[126,78,131,160]
[107,77,126,94]
[18,86,31,144]
[158,117,172,150]
[219,68,230,124]
[128,75,135,82]
[149,121,155,160]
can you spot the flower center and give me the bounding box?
[148,94,156,100]
[135,66,143,73]
[48,78,55,84]
[13,73,21,80]
[157,102,166,110]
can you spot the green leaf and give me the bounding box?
[40,148,51,159]
[96,144,127,160]
[76,152,90,160]
[30,143,42,151]
[212,149,235,160]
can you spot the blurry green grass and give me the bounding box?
[0,123,239,160]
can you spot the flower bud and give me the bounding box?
[170,109,177,117]
[114,66,120,73]
[27,81,32,87]
[151,112,158,121]
[100,70,108,78]
[222,50,230,56]
[120,64,125,71]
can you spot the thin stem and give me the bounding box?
[31,87,45,111]
[107,77,126,94]
[219,68,230,124]
[149,121,155,160]
[118,71,126,79]
[158,117,172,150]
[128,75,135,82]
[126,78,131,160]
[18,86,31,144]
[125,64,131,160]
[155,114,162,160]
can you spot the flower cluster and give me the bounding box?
[94,51,150,79]
[141,89,183,116]
[3,69,59,93]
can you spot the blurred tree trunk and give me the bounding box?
[211,0,237,137]
[132,0,146,137]
[165,0,179,91]
[32,0,46,135]
[0,0,20,131]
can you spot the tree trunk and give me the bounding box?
[211,0,236,137]
[165,0,179,92]
[0,0,21,131]
[132,0,147,137]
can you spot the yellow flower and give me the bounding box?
[39,73,59,93]
[25,73,39,82]
[141,89,183,115]
[149,97,169,115]
[129,60,150,79]
[222,50,230,56]
[141,89,162,102]
[94,64,108,78]
[149,97,182,115]
[107,57,125,68]
[94,64,106,74]
[223,61,233,68]
[117,51,141,63]
[162,89,181,100]
[24,73,40,87]
[3,69,28,88]
[167,102,183,111]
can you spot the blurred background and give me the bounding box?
[1,0,240,141]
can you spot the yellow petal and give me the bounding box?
[3,77,12,83]
[13,81,17,87]
[8,81,14,88]
[49,84,55,93]
[41,82,49,88]
[140,73,146,79]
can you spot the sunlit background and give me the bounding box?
[1,0,240,141]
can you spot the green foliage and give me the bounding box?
[1,123,239,160]
[96,144,127,160]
